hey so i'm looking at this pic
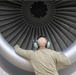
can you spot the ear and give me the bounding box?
[47,42,51,48]
[33,42,38,49]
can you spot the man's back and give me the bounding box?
[30,49,59,75]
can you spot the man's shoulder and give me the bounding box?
[47,49,57,52]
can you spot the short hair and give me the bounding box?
[37,35,46,40]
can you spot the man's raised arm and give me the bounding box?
[14,45,34,59]
[55,51,71,68]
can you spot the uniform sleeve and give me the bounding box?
[55,52,71,67]
[14,45,34,60]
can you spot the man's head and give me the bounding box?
[33,36,50,49]
[37,37,47,47]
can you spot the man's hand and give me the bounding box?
[14,45,19,49]
[14,45,20,53]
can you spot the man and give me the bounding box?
[14,36,71,75]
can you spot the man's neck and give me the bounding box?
[39,46,47,50]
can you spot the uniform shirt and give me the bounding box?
[14,45,71,75]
